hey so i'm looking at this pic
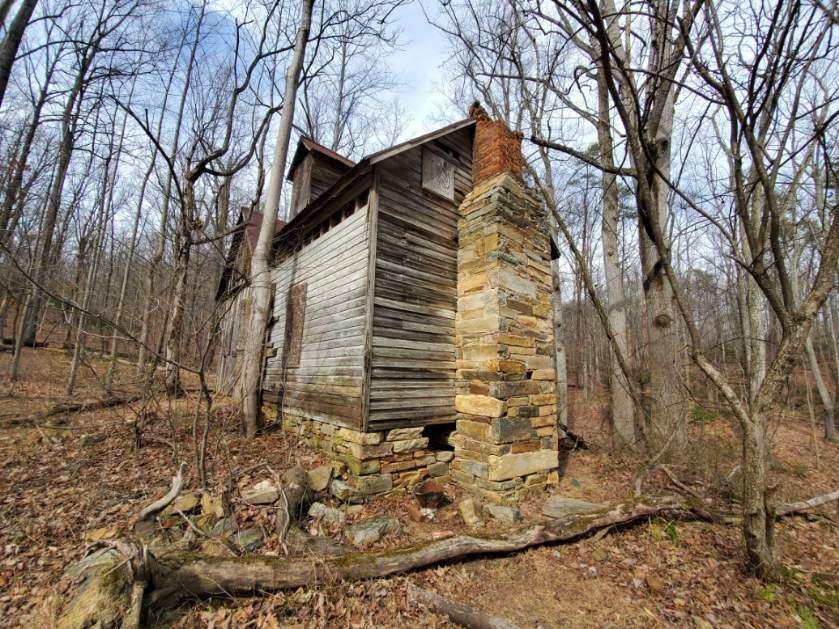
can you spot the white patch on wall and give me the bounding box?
[422,148,455,200]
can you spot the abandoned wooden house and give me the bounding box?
[216,104,562,502]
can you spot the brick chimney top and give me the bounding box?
[469,101,523,187]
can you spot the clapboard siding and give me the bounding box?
[368,127,472,430]
[263,206,370,429]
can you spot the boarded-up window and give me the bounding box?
[422,148,455,200]
[282,282,307,369]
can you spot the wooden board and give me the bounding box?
[264,206,370,429]
[368,126,472,431]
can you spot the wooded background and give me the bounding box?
[0,0,836,581]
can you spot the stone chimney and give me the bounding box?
[451,103,559,503]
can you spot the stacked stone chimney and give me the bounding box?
[451,103,559,503]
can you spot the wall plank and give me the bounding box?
[368,127,472,430]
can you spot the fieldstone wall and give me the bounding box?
[282,414,452,500]
[451,171,559,502]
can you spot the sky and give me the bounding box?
[386,1,455,138]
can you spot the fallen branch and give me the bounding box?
[136,463,186,523]
[58,489,839,625]
[145,494,697,608]
[2,394,144,426]
[775,489,839,517]
[407,583,520,629]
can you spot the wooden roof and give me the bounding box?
[287,137,355,180]
[273,118,476,249]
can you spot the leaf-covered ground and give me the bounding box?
[0,347,836,627]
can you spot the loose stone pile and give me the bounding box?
[282,414,453,499]
[452,172,560,502]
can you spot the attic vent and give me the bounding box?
[422,148,455,200]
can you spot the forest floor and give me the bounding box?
[0,347,837,627]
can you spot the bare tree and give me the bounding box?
[0,0,38,107]
[241,0,314,437]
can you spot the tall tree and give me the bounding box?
[240,0,314,437]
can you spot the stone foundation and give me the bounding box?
[282,414,452,499]
[451,170,559,503]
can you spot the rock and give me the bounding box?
[427,461,449,477]
[487,450,558,481]
[455,394,506,418]
[165,492,200,515]
[346,515,400,546]
[542,496,607,519]
[330,479,363,503]
[201,491,227,518]
[286,526,350,557]
[307,466,333,492]
[531,369,556,381]
[200,539,230,556]
[355,473,393,495]
[458,498,483,528]
[413,479,447,508]
[236,527,265,551]
[308,501,345,524]
[211,517,236,537]
[435,450,454,463]
[586,566,598,578]
[485,504,523,524]
[345,504,365,516]
[392,437,429,453]
[386,427,424,441]
[242,479,279,505]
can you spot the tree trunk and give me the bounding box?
[240,0,313,438]
[741,416,776,579]
[0,0,38,108]
[637,89,685,460]
[595,60,634,446]
[805,336,836,441]
[551,258,568,430]
[21,49,89,346]
[136,7,203,375]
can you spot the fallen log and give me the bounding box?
[1,394,143,427]
[407,583,520,629]
[775,489,838,517]
[57,489,839,626]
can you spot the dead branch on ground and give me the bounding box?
[58,489,839,627]
[407,583,520,629]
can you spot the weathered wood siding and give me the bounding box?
[216,286,252,395]
[368,127,473,430]
[263,206,370,428]
[290,154,350,217]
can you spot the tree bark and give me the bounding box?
[0,0,38,108]
[552,258,568,430]
[240,0,314,438]
[740,416,776,579]
[595,57,634,446]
